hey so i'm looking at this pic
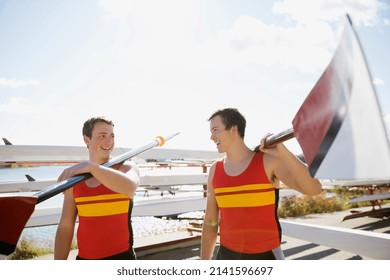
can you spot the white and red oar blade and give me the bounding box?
[0,196,37,255]
[292,15,390,180]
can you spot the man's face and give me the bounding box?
[210,115,231,153]
[85,122,115,162]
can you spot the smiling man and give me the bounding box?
[201,108,322,260]
[54,117,140,260]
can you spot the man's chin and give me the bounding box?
[99,154,111,163]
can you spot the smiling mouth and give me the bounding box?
[101,147,111,151]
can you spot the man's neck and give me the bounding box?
[225,143,253,163]
[89,154,109,165]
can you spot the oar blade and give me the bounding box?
[291,15,390,180]
[0,196,37,255]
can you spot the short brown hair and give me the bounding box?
[82,117,114,138]
[208,108,246,139]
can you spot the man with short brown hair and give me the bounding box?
[54,116,140,260]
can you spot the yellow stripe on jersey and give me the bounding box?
[75,194,130,217]
[214,183,275,208]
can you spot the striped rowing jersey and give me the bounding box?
[213,152,281,254]
[73,182,133,259]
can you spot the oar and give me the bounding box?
[263,128,294,148]
[260,15,390,180]
[0,133,179,256]
[252,127,294,151]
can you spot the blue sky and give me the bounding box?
[1,0,389,153]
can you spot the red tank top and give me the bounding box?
[213,152,281,254]
[73,181,133,259]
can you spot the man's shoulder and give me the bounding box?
[208,159,222,176]
[211,157,224,168]
[121,161,138,171]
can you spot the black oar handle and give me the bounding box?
[35,133,179,204]
[35,173,92,204]
[264,128,294,148]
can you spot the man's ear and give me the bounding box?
[231,125,238,135]
[83,135,90,148]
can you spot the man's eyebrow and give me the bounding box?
[97,131,112,135]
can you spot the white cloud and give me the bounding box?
[273,0,388,27]
[373,78,385,85]
[0,77,41,88]
[217,15,336,73]
[99,0,201,41]
[98,1,337,75]
[0,97,36,113]
[97,0,215,84]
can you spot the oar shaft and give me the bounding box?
[35,133,179,204]
[264,128,294,148]
[35,174,91,204]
